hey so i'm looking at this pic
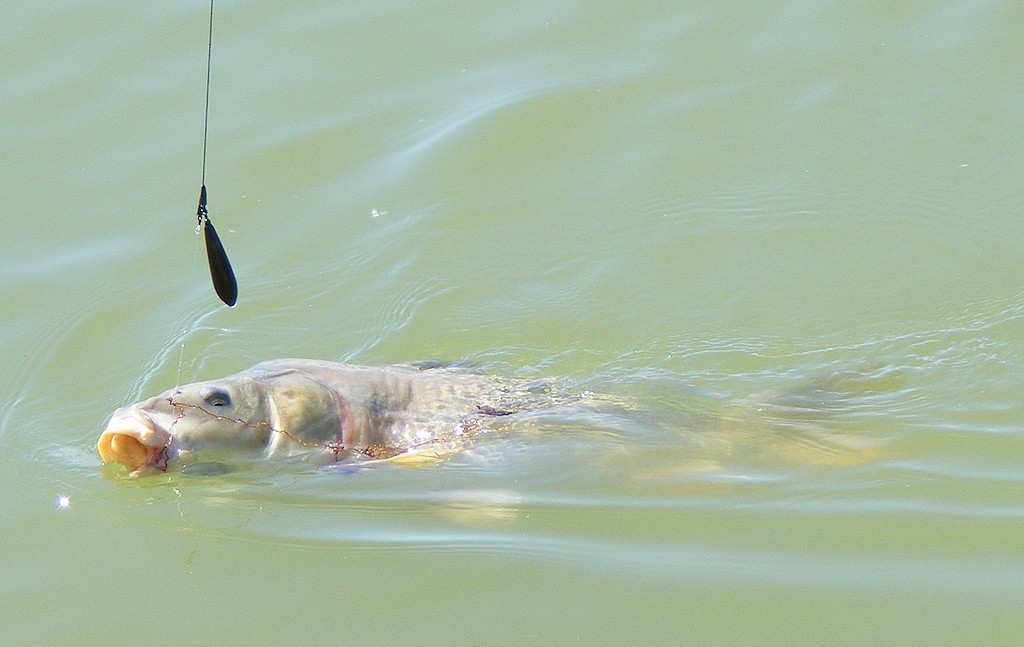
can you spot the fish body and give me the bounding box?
[98,359,594,475]
[98,359,901,476]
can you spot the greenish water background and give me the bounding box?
[3,1,1024,644]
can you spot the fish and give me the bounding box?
[98,359,902,477]
[97,359,614,476]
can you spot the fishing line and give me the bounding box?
[196,0,238,307]
[200,0,213,188]
[175,339,186,391]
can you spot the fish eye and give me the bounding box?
[198,385,232,408]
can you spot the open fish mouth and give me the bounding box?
[97,408,173,473]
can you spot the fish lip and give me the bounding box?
[98,407,175,474]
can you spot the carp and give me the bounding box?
[97,359,613,476]
[98,359,901,477]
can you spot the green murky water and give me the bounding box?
[3,1,1024,644]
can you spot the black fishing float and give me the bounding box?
[196,0,238,307]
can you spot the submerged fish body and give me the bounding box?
[98,359,901,477]
[98,359,602,476]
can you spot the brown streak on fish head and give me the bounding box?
[99,374,276,474]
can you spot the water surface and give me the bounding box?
[2,1,1024,644]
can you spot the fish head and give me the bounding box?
[97,364,374,475]
[97,373,274,475]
